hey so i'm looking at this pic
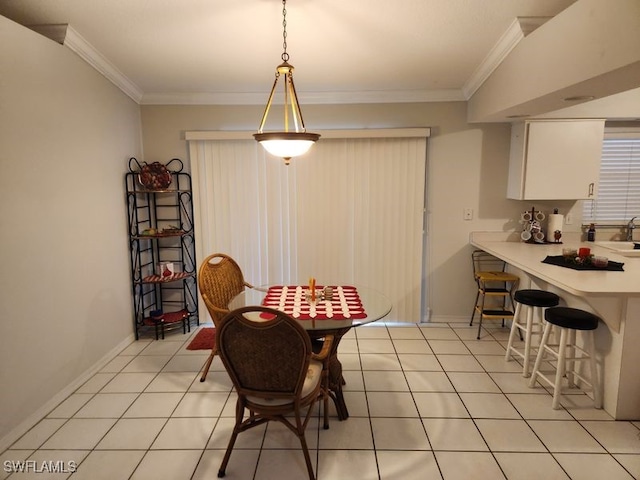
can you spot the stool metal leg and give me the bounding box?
[476,288,486,340]
[470,288,480,326]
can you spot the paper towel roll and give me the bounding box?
[547,214,564,242]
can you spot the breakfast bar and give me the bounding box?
[471,232,640,420]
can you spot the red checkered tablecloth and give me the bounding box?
[261,285,366,320]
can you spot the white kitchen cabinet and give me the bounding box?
[507,119,605,200]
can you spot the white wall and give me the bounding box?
[0,16,142,445]
[140,102,583,323]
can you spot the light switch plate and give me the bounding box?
[463,208,473,220]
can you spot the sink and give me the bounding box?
[595,241,640,257]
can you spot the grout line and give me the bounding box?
[3,324,638,480]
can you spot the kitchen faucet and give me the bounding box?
[627,217,637,241]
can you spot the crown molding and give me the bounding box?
[30,23,497,106]
[62,26,144,103]
[32,24,144,103]
[140,88,465,105]
[27,24,465,106]
[29,24,68,44]
[462,16,550,99]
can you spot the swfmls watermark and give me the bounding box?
[4,460,77,474]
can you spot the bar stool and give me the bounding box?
[528,307,602,410]
[505,289,560,377]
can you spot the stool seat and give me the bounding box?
[476,271,519,283]
[514,290,560,308]
[545,307,599,330]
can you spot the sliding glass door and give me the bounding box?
[188,130,428,323]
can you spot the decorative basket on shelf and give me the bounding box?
[129,157,183,190]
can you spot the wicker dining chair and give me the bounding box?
[215,306,331,480]
[197,253,254,382]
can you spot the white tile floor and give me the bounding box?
[3,322,640,480]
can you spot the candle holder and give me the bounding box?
[305,290,323,304]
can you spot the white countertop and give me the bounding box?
[470,232,640,297]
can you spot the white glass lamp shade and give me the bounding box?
[254,132,320,162]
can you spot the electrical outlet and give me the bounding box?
[565,213,573,225]
[463,208,473,220]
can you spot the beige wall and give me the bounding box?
[0,8,593,447]
[141,102,582,323]
[0,16,142,445]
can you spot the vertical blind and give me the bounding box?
[188,131,429,323]
[583,134,640,223]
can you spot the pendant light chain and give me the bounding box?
[281,0,289,63]
[254,0,320,163]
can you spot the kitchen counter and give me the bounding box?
[471,233,640,298]
[471,232,640,420]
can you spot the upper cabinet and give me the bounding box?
[507,120,606,200]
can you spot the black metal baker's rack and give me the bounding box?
[125,157,198,339]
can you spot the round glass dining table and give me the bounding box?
[228,285,392,420]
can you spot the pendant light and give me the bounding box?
[253,0,320,165]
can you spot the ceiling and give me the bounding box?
[0,0,580,106]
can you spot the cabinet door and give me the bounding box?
[523,120,605,200]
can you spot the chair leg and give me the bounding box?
[322,369,330,429]
[218,431,237,478]
[323,392,329,430]
[200,351,216,382]
[470,289,480,326]
[298,432,316,480]
[476,290,486,339]
[218,401,244,478]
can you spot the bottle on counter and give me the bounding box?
[587,223,596,242]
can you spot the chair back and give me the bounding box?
[472,249,508,278]
[198,253,251,325]
[217,306,312,400]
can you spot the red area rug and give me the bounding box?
[186,328,216,350]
